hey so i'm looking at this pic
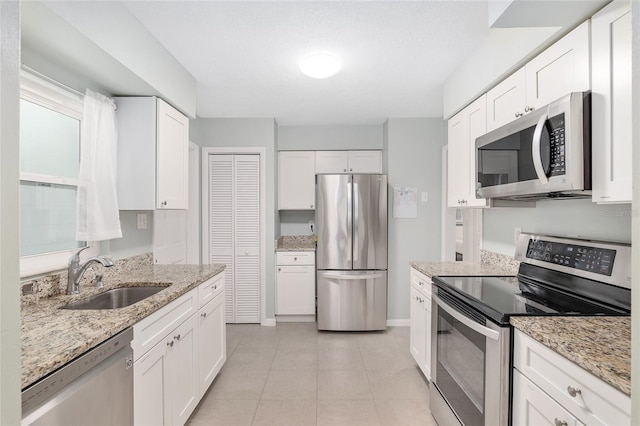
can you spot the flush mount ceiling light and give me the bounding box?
[299,53,342,79]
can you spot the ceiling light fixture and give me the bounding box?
[299,52,342,79]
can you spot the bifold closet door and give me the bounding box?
[208,154,260,323]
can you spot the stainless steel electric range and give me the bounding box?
[429,232,631,426]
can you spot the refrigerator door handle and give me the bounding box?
[320,272,385,280]
[347,178,353,262]
[353,181,359,262]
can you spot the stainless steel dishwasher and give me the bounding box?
[22,327,134,425]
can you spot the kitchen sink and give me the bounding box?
[61,285,168,310]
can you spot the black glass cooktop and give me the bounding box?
[433,270,630,326]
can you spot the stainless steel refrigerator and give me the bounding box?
[316,174,388,331]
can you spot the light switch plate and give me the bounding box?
[514,227,522,244]
[421,192,428,204]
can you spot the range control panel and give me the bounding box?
[525,239,616,276]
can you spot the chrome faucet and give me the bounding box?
[67,247,114,295]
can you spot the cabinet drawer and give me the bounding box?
[514,330,630,426]
[132,288,197,361]
[276,251,315,265]
[410,267,431,298]
[198,272,225,308]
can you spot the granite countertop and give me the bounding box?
[410,261,518,278]
[275,235,316,252]
[511,316,630,396]
[21,263,225,389]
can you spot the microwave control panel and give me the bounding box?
[525,238,616,276]
[548,113,565,176]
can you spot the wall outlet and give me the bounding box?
[137,213,148,230]
[421,192,428,204]
[514,227,522,244]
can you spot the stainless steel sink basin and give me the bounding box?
[61,286,167,310]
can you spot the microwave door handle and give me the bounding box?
[532,113,549,185]
[433,294,500,341]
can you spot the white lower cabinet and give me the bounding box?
[276,251,316,320]
[409,267,431,380]
[513,330,630,426]
[134,273,226,426]
[198,290,226,397]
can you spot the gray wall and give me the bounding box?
[195,118,278,320]
[483,200,632,255]
[384,118,446,321]
[278,125,383,151]
[106,211,154,260]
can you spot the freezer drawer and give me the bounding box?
[317,270,387,331]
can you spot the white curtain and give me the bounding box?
[76,89,122,241]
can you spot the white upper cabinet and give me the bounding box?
[486,21,590,132]
[278,151,316,210]
[447,95,490,208]
[315,150,382,174]
[591,0,632,204]
[315,151,348,173]
[115,97,189,210]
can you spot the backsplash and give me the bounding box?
[20,253,153,306]
[480,249,520,275]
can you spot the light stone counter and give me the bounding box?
[21,262,225,389]
[410,250,520,278]
[510,316,630,396]
[275,235,316,252]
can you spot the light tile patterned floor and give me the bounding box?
[187,323,437,426]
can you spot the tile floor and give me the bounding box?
[187,323,437,426]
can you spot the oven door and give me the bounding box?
[430,292,510,426]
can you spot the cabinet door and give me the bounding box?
[525,21,590,110]
[422,294,431,380]
[276,265,316,315]
[447,96,489,208]
[278,151,316,210]
[156,98,189,209]
[591,0,632,203]
[513,370,584,426]
[409,285,426,370]
[198,291,226,397]
[168,314,199,426]
[348,151,382,173]
[315,151,348,173]
[486,68,526,132]
[134,337,171,426]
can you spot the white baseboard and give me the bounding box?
[387,319,410,327]
[276,315,316,323]
[261,318,276,327]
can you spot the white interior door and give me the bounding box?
[207,154,260,323]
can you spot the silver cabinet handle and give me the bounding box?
[343,169,347,172]
[525,105,535,113]
[310,204,314,208]
[567,386,581,397]
[294,257,297,261]
[167,341,174,347]
[213,284,217,290]
[278,268,281,272]
[161,201,167,207]
[515,112,524,118]
[350,168,353,172]
[201,312,207,318]
[174,334,181,341]
[554,419,568,426]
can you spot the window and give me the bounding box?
[19,73,95,276]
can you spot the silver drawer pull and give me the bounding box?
[567,386,581,397]
[174,334,181,341]
[167,341,174,347]
[201,312,207,318]
[554,419,568,426]
[213,284,217,290]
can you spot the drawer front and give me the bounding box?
[198,272,225,308]
[514,331,630,426]
[276,251,315,265]
[410,267,431,298]
[132,288,197,361]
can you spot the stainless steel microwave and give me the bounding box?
[475,92,591,200]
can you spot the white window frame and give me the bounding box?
[19,73,97,277]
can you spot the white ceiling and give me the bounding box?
[122,1,490,125]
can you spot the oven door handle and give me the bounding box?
[433,294,500,341]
